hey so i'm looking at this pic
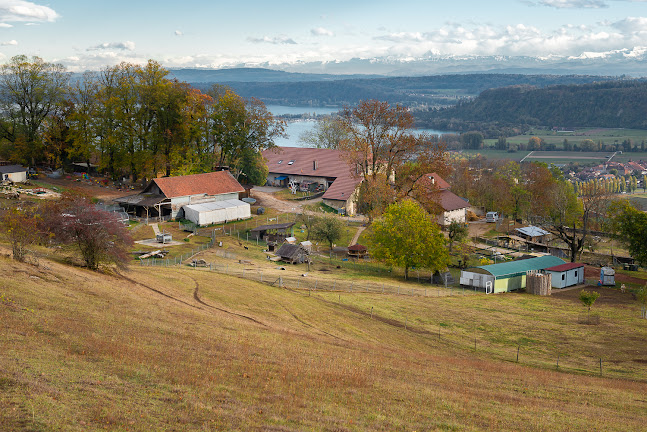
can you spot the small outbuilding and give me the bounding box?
[348,244,368,258]
[515,226,551,244]
[180,199,251,227]
[460,255,565,293]
[600,267,615,286]
[0,165,27,183]
[276,243,310,264]
[250,222,295,243]
[544,262,584,289]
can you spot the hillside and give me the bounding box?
[2,249,647,431]
[186,71,617,108]
[419,80,647,130]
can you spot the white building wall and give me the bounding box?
[438,208,467,226]
[2,171,27,183]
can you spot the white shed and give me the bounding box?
[181,199,251,227]
[544,262,584,289]
[0,165,27,183]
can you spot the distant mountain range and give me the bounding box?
[170,50,647,79]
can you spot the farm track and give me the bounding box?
[183,273,268,327]
[113,270,202,311]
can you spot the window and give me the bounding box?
[574,270,578,277]
[562,274,565,280]
[277,160,283,164]
[288,160,295,165]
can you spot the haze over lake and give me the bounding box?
[267,105,449,148]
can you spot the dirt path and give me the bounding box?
[252,190,305,213]
[349,226,366,247]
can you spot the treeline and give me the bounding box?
[193,74,617,109]
[0,56,283,184]
[417,80,647,132]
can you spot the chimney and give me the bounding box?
[313,160,318,171]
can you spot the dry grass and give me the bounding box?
[1,250,647,431]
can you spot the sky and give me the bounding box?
[0,0,646,72]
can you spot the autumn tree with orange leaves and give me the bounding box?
[338,100,448,220]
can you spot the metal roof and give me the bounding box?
[475,255,565,278]
[516,226,550,237]
[545,262,584,272]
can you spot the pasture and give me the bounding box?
[2,247,647,431]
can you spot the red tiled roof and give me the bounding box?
[149,171,244,198]
[545,262,584,272]
[416,173,451,191]
[437,189,469,211]
[262,147,351,178]
[322,173,362,201]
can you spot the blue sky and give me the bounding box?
[0,0,646,71]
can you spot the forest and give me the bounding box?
[418,80,647,131]
[193,73,618,109]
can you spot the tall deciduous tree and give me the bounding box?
[607,200,647,265]
[338,99,447,219]
[0,55,69,165]
[299,115,349,149]
[209,86,284,182]
[368,199,448,280]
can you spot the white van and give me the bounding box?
[486,212,499,223]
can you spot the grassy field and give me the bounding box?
[2,248,647,431]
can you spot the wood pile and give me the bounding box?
[527,272,551,296]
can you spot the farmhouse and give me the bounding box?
[416,173,469,226]
[459,255,565,293]
[544,262,584,289]
[0,165,27,183]
[115,171,244,219]
[262,147,362,215]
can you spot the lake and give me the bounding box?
[266,105,450,148]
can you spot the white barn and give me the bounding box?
[181,199,251,227]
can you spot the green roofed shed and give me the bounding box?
[460,256,565,293]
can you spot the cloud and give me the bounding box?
[610,16,647,33]
[175,30,183,36]
[247,35,297,45]
[87,41,136,51]
[311,27,333,37]
[527,0,608,7]
[367,19,647,59]
[1,39,16,45]
[0,0,59,23]
[0,22,11,27]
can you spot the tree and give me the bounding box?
[607,200,647,265]
[368,199,448,280]
[338,99,448,219]
[579,290,600,320]
[299,115,349,149]
[460,131,484,149]
[0,206,42,262]
[42,195,133,270]
[0,55,69,165]
[209,86,285,180]
[447,220,468,253]
[310,214,345,252]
